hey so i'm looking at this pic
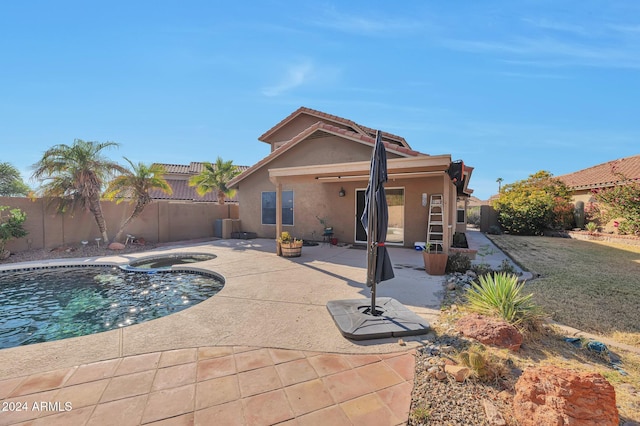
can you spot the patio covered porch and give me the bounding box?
[268,155,460,251]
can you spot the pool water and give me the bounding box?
[128,254,216,270]
[0,266,224,349]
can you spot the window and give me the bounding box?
[457,208,466,223]
[262,191,294,225]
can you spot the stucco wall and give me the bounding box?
[1,197,238,252]
[234,135,457,247]
[264,114,355,146]
[570,190,595,206]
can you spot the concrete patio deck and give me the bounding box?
[0,239,443,425]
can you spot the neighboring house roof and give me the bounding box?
[258,106,410,149]
[467,196,486,206]
[229,121,423,189]
[149,162,250,203]
[557,154,640,190]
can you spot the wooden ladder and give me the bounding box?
[427,194,444,252]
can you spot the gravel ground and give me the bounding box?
[1,242,160,264]
[408,332,516,426]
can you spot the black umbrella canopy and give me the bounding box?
[360,130,394,315]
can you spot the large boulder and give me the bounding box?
[108,242,126,250]
[513,366,618,426]
[456,314,523,351]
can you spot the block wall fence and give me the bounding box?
[1,197,239,252]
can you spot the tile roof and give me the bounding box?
[258,106,410,148]
[230,121,423,188]
[556,154,640,190]
[148,162,250,203]
[148,179,239,203]
[152,162,250,175]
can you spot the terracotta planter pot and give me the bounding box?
[423,252,448,275]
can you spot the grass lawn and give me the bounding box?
[486,234,640,345]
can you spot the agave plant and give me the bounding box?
[465,272,543,328]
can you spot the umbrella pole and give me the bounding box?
[371,269,377,316]
[368,185,379,317]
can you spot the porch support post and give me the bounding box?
[442,173,451,253]
[275,180,283,255]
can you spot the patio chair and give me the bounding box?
[322,227,334,246]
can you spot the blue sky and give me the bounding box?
[1,1,639,200]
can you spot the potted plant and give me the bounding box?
[277,231,303,257]
[422,242,447,275]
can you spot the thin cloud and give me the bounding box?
[261,61,314,97]
[499,71,568,79]
[522,18,591,37]
[608,24,640,35]
[443,37,640,69]
[310,7,424,37]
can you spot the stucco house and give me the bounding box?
[557,154,640,205]
[228,107,474,250]
[149,162,249,203]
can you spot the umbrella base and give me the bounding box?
[326,297,431,341]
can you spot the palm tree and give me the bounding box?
[188,157,241,204]
[31,139,125,244]
[496,177,504,192]
[104,158,172,243]
[0,162,30,196]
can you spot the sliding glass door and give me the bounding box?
[355,188,404,245]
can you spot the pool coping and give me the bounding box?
[0,239,443,380]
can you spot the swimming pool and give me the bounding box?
[0,265,224,350]
[126,253,216,270]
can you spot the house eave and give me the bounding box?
[268,155,452,184]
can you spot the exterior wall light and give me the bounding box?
[339,187,346,197]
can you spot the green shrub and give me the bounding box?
[492,171,572,235]
[586,221,598,234]
[593,173,640,235]
[0,206,28,255]
[471,263,494,277]
[446,252,471,273]
[458,345,508,382]
[497,259,517,275]
[466,272,543,328]
[487,225,502,235]
[467,206,481,226]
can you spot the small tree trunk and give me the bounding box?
[114,203,146,243]
[217,190,226,205]
[88,195,110,244]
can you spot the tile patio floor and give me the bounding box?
[0,346,415,426]
[0,239,452,425]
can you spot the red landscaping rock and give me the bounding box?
[455,314,523,351]
[444,364,470,382]
[108,242,126,250]
[513,366,619,426]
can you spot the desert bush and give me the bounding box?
[487,224,502,235]
[0,206,28,256]
[592,173,640,235]
[471,263,494,277]
[492,171,572,235]
[458,345,508,382]
[466,272,544,329]
[497,259,517,275]
[467,206,481,226]
[446,252,471,273]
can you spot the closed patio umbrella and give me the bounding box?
[361,130,394,315]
